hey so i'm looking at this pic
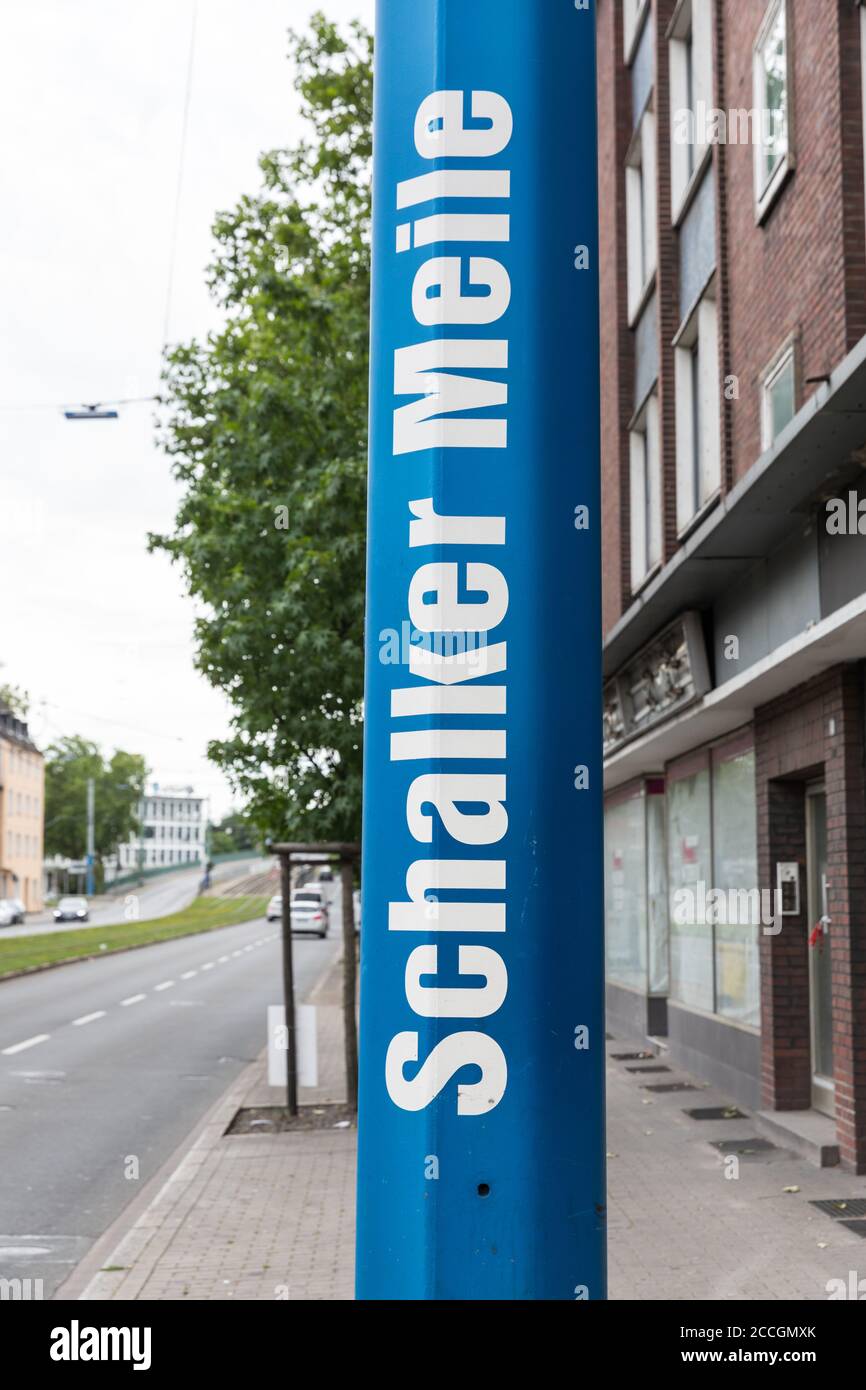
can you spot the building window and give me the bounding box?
[675,291,720,531]
[668,741,760,1027]
[629,390,662,592]
[605,788,647,992]
[712,747,761,1028]
[668,759,714,1014]
[669,0,714,217]
[624,0,651,63]
[626,107,658,321]
[760,340,796,449]
[753,0,794,221]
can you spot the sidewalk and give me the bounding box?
[72,1011,866,1301]
[76,956,355,1301]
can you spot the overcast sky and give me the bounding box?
[0,0,374,819]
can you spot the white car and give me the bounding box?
[0,900,14,929]
[266,893,282,922]
[290,888,329,938]
[53,896,89,923]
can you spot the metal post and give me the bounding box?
[279,852,298,1116]
[85,777,95,899]
[356,0,605,1299]
[340,857,359,1110]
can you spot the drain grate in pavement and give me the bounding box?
[625,1064,670,1074]
[684,1106,746,1121]
[839,1220,866,1239]
[643,1082,698,1093]
[708,1137,776,1155]
[612,1051,654,1061]
[810,1199,866,1220]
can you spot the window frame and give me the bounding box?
[626,103,658,324]
[624,0,652,65]
[673,286,721,535]
[629,388,663,594]
[760,336,798,451]
[753,0,796,223]
[668,0,715,223]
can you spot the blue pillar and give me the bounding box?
[357,0,605,1300]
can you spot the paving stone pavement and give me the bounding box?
[76,995,866,1300]
[606,1033,866,1301]
[79,955,356,1302]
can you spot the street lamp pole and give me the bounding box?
[85,777,95,898]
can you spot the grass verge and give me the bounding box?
[0,895,269,979]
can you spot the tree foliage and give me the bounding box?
[151,14,372,843]
[44,736,147,863]
[0,682,30,719]
[209,809,259,857]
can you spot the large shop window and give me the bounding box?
[667,741,760,1028]
[605,792,647,992]
[605,780,668,996]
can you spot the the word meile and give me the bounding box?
[385,90,513,1115]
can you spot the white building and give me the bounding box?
[118,783,206,872]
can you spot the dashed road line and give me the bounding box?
[72,1011,106,1027]
[180,970,198,980]
[120,994,146,1007]
[154,981,175,992]
[2,1034,50,1056]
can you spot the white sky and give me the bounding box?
[0,0,375,819]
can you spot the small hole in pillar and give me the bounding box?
[477,1182,490,1197]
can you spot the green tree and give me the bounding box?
[151,14,371,843]
[209,810,259,857]
[0,682,30,719]
[44,737,147,865]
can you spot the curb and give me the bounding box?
[55,938,345,1301]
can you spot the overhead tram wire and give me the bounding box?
[0,0,199,420]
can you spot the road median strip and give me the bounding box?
[0,895,268,981]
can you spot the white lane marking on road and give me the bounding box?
[217,955,229,964]
[231,949,242,958]
[72,1011,106,1027]
[120,994,146,1007]
[2,1034,50,1056]
[154,980,175,992]
[201,962,215,971]
[180,970,198,979]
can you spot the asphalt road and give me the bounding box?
[0,904,340,1298]
[9,858,272,939]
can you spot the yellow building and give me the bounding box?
[0,705,45,912]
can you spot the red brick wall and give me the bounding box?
[756,665,866,1173]
[654,0,682,564]
[722,0,865,482]
[597,0,634,634]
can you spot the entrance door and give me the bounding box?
[806,788,834,1116]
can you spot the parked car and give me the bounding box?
[53,895,89,923]
[317,865,333,882]
[8,897,25,923]
[266,893,282,922]
[290,888,329,938]
[0,897,24,925]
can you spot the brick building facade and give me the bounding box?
[599,0,866,1170]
